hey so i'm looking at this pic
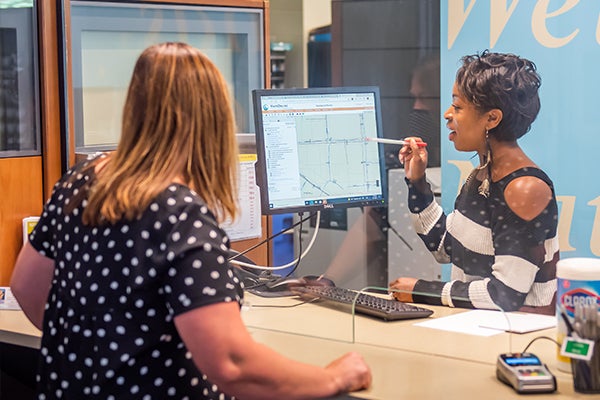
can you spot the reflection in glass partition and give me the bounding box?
[78,31,236,148]
[242,285,480,344]
[69,2,264,154]
[0,0,39,157]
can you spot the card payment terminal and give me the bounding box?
[496,352,556,394]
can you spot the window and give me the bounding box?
[69,1,264,153]
[0,1,40,158]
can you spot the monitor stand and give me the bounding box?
[233,267,296,297]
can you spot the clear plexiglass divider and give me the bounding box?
[241,286,516,360]
[354,286,512,346]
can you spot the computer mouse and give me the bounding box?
[264,275,336,291]
[265,277,307,291]
[302,275,335,287]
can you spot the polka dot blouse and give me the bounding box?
[29,157,244,399]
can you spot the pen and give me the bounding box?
[560,304,576,337]
[365,137,428,147]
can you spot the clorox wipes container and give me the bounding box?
[556,257,600,372]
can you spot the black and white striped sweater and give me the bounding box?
[406,167,558,315]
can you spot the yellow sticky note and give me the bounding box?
[22,216,39,244]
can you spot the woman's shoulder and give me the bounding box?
[498,166,553,186]
[500,167,555,221]
[152,183,219,224]
[61,152,107,180]
[50,153,105,195]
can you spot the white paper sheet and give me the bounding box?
[221,154,262,241]
[0,287,22,310]
[476,310,556,333]
[415,310,556,336]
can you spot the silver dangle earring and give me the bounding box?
[476,130,491,198]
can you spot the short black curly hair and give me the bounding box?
[455,50,541,141]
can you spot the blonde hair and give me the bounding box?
[83,42,238,225]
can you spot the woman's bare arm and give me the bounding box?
[10,242,55,329]
[175,301,371,400]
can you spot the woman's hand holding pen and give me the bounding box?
[399,137,428,182]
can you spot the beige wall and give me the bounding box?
[302,0,332,85]
[269,0,331,88]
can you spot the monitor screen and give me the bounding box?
[252,86,387,215]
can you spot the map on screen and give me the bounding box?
[252,87,387,215]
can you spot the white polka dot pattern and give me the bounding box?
[29,158,242,399]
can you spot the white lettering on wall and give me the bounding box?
[447,0,477,49]
[588,196,600,256]
[446,160,474,197]
[532,0,579,48]
[448,0,586,49]
[557,195,576,252]
[490,0,521,48]
[596,10,600,44]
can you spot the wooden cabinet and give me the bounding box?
[0,0,271,285]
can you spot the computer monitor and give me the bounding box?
[252,86,387,215]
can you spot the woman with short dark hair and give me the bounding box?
[390,51,558,315]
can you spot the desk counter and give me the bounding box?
[0,309,40,349]
[242,293,582,399]
[0,293,587,399]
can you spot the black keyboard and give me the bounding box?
[293,286,433,321]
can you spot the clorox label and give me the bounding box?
[560,287,600,315]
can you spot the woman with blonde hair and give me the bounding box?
[11,42,371,399]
